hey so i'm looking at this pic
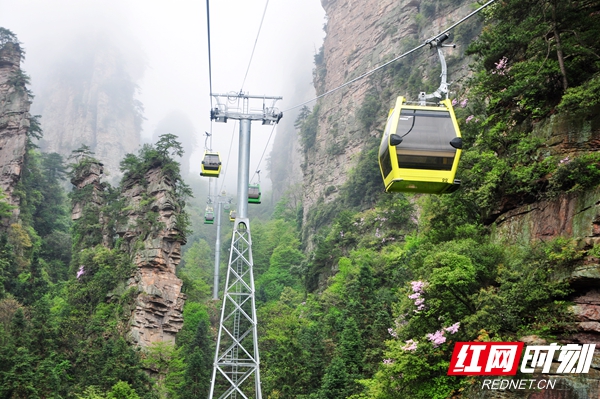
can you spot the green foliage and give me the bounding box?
[7,70,30,91]
[357,91,381,131]
[0,27,19,48]
[141,342,185,398]
[68,246,135,311]
[118,135,192,242]
[179,239,212,301]
[76,385,108,399]
[456,0,600,215]
[558,73,600,115]
[467,0,600,121]
[313,46,327,94]
[547,153,600,195]
[296,105,320,153]
[303,136,386,239]
[0,188,16,219]
[27,115,43,141]
[177,305,212,399]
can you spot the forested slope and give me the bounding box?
[0,28,210,398]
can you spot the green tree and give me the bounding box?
[178,310,212,399]
[107,381,140,399]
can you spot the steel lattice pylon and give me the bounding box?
[209,218,261,399]
[209,92,282,399]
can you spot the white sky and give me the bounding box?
[0,0,326,191]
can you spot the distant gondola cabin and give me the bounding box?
[248,184,261,204]
[229,210,236,222]
[200,152,222,177]
[378,96,462,194]
[204,207,215,224]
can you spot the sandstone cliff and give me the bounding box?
[71,158,186,349]
[0,40,30,216]
[118,167,186,348]
[481,113,600,398]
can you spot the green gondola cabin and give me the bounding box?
[204,207,215,224]
[248,184,261,204]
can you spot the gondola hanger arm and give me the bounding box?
[419,34,456,105]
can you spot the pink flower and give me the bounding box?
[388,328,398,338]
[411,281,426,293]
[492,56,509,75]
[402,339,418,351]
[415,298,425,307]
[466,115,474,123]
[77,266,85,279]
[408,292,420,300]
[559,156,571,164]
[445,322,460,334]
[460,99,468,108]
[427,330,447,347]
[452,98,458,106]
[383,358,394,365]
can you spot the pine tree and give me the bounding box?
[179,315,212,398]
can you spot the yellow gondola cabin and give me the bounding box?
[378,96,462,194]
[200,151,222,177]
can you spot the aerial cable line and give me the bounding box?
[219,121,238,194]
[250,122,277,183]
[205,0,214,147]
[239,0,270,92]
[282,0,498,113]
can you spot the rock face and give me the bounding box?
[70,161,105,220]
[71,161,186,348]
[0,41,30,215]
[489,113,600,398]
[34,36,142,182]
[300,0,474,235]
[117,168,186,348]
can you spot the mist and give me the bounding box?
[0,0,325,196]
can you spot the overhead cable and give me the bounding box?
[240,0,270,92]
[205,0,215,147]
